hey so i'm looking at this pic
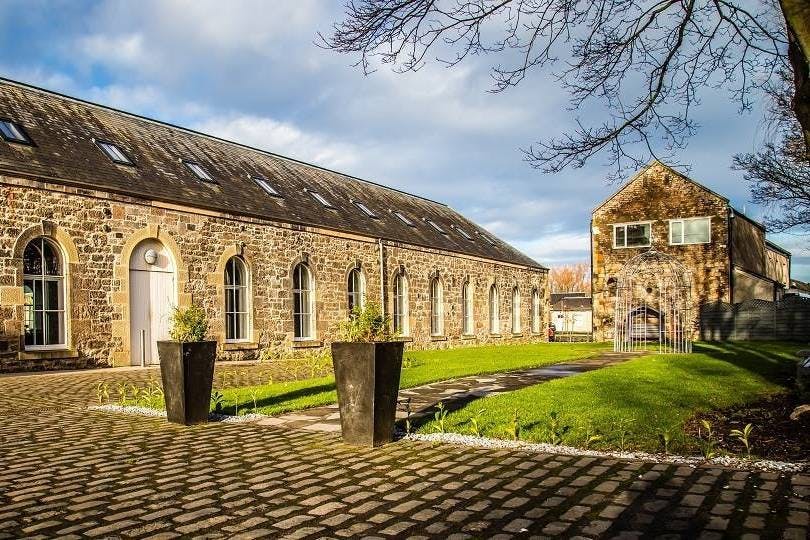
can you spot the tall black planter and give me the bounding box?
[331,341,404,447]
[157,341,217,425]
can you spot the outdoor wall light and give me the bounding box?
[144,249,158,265]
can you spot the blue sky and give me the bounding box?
[2,0,807,280]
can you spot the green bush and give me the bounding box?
[169,305,209,342]
[336,302,395,342]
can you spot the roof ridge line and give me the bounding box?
[0,75,448,207]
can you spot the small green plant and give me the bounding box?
[510,408,521,441]
[613,417,636,451]
[169,304,209,342]
[581,422,602,449]
[116,382,128,406]
[545,411,571,445]
[658,425,678,455]
[469,408,487,437]
[698,419,717,459]
[434,402,448,433]
[730,423,754,458]
[95,381,110,405]
[211,391,225,413]
[337,302,394,342]
[249,389,260,413]
[402,356,421,369]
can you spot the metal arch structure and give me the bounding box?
[613,249,693,354]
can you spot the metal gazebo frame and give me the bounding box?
[613,249,693,354]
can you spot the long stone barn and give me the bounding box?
[0,79,549,372]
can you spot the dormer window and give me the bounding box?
[307,189,334,208]
[393,211,415,227]
[253,175,281,197]
[425,219,447,235]
[353,201,377,218]
[452,225,473,241]
[95,140,134,166]
[183,160,216,183]
[0,119,32,145]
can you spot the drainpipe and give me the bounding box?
[378,238,386,315]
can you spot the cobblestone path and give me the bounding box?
[0,360,807,538]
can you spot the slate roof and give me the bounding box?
[550,293,592,311]
[0,78,544,269]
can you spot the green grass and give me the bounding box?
[416,341,801,454]
[217,341,611,416]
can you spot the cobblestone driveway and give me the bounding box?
[0,371,808,538]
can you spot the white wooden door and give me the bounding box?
[129,239,176,366]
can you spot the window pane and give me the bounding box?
[626,224,650,246]
[226,313,235,340]
[670,221,684,244]
[684,218,710,243]
[615,226,626,247]
[236,313,247,340]
[45,280,61,310]
[26,311,44,346]
[23,241,42,275]
[42,240,61,275]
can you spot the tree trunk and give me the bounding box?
[781,0,810,150]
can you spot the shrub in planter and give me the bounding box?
[332,303,404,447]
[158,305,217,425]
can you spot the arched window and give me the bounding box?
[293,263,315,340]
[347,268,365,314]
[225,256,249,342]
[23,237,66,348]
[462,281,474,335]
[531,288,541,334]
[489,284,500,334]
[393,272,409,335]
[430,277,444,336]
[512,287,521,334]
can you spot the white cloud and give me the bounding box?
[192,114,362,171]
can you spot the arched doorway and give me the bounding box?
[614,249,693,353]
[129,238,176,365]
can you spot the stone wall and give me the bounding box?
[591,163,731,341]
[0,176,548,372]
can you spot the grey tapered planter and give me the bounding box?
[158,341,217,425]
[331,341,404,447]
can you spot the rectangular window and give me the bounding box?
[425,219,447,235]
[183,160,215,183]
[613,222,651,248]
[253,176,281,197]
[96,140,134,166]
[670,217,710,245]
[307,190,334,208]
[353,201,377,218]
[0,119,32,144]
[393,211,415,227]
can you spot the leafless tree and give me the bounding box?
[549,262,590,293]
[322,1,810,183]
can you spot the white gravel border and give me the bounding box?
[89,404,269,424]
[406,432,808,473]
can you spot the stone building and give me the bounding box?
[0,79,548,372]
[591,161,790,341]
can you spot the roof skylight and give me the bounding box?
[183,160,215,183]
[0,119,32,145]
[478,231,497,245]
[393,211,415,227]
[353,201,377,218]
[95,140,134,166]
[253,175,281,197]
[453,225,474,241]
[425,218,447,235]
[307,189,334,208]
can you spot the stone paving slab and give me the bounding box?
[0,408,806,538]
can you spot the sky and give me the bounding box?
[1,0,808,281]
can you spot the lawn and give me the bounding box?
[416,341,801,455]
[216,341,611,416]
